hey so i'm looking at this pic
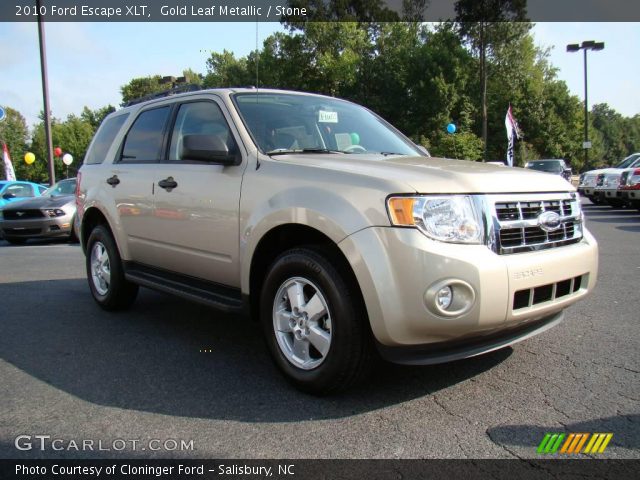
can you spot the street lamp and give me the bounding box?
[567,41,604,169]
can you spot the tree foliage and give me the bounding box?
[0,106,29,180]
[2,21,639,183]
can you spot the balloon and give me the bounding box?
[62,153,74,166]
[24,152,35,165]
[350,132,360,145]
[54,147,62,157]
[446,123,456,134]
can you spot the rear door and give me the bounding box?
[110,105,171,265]
[148,97,245,287]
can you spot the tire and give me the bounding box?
[68,215,79,243]
[5,237,27,245]
[260,247,373,394]
[86,224,138,311]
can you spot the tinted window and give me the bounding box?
[121,107,170,162]
[85,113,129,165]
[38,186,47,195]
[169,102,236,161]
[6,183,34,198]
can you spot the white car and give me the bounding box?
[596,157,640,208]
[578,153,640,204]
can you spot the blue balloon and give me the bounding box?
[446,123,456,134]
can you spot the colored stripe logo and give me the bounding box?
[537,433,613,454]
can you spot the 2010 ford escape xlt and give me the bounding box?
[76,88,598,394]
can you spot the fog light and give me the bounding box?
[425,279,476,318]
[436,286,453,310]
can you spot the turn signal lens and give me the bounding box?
[387,197,416,226]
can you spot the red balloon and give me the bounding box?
[54,147,62,157]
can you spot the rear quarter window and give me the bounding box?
[84,113,130,165]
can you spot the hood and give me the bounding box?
[583,168,621,177]
[1,194,75,211]
[271,154,574,194]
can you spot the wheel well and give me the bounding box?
[80,208,110,252]
[249,224,364,321]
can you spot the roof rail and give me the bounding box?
[124,84,203,107]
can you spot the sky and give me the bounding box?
[0,21,638,131]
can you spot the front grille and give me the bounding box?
[491,193,583,254]
[2,209,44,220]
[496,199,573,221]
[3,227,41,235]
[513,275,584,310]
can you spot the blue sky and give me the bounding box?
[0,22,638,130]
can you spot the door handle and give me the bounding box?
[106,175,120,187]
[158,177,178,191]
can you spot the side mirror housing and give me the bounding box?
[181,135,239,165]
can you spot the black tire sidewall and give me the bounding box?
[86,225,136,310]
[260,248,366,393]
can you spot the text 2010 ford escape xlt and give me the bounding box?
[76,88,598,394]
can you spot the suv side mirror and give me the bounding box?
[181,135,239,165]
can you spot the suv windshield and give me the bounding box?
[44,179,76,196]
[526,161,563,173]
[232,92,421,157]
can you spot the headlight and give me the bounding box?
[44,209,66,217]
[387,195,484,244]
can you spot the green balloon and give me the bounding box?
[350,132,360,145]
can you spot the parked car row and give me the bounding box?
[524,159,572,182]
[0,178,78,244]
[578,153,640,210]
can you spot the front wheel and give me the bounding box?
[260,248,373,394]
[86,225,138,310]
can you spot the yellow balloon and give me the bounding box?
[24,152,35,165]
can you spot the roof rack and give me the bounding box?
[124,84,203,107]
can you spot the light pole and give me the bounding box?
[567,41,604,169]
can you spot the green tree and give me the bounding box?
[29,114,95,181]
[81,105,116,130]
[455,1,529,159]
[0,106,29,180]
[120,75,164,105]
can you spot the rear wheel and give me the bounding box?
[260,247,373,394]
[86,225,138,310]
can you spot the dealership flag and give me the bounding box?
[505,105,520,167]
[2,143,16,181]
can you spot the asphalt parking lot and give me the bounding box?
[0,200,638,459]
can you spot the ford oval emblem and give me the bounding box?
[538,211,562,232]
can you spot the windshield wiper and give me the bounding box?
[266,148,345,156]
[377,152,408,156]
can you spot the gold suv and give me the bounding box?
[76,88,598,393]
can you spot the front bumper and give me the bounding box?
[339,226,598,356]
[0,214,74,239]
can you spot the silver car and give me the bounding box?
[0,178,78,245]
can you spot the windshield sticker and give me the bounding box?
[318,110,338,123]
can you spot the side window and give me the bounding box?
[38,186,47,195]
[169,102,236,161]
[85,113,129,165]
[7,184,34,198]
[120,107,170,162]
